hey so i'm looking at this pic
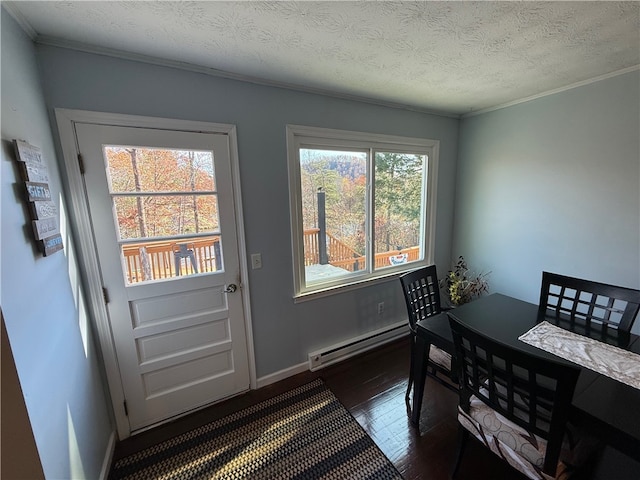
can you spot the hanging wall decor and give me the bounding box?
[13,140,64,256]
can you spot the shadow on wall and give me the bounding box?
[355,282,403,332]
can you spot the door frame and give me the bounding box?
[55,109,256,439]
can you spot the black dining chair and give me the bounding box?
[399,266,457,407]
[449,316,581,480]
[538,271,640,345]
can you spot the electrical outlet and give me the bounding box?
[251,253,262,269]
[377,302,385,316]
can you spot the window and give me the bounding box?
[103,146,223,284]
[286,125,438,298]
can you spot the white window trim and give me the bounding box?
[286,125,439,301]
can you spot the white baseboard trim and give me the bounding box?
[255,361,308,389]
[308,321,408,371]
[99,429,117,480]
[255,323,408,388]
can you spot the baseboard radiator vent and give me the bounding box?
[308,321,408,371]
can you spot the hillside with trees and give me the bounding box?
[105,147,219,240]
[300,148,425,258]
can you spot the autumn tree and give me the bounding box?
[105,147,218,240]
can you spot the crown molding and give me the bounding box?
[34,35,461,119]
[12,25,637,121]
[462,65,640,118]
[2,1,38,39]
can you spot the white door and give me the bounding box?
[75,123,249,432]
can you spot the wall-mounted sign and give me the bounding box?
[25,182,52,202]
[41,234,64,256]
[23,162,49,183]
[32,217,59,240]
[13,140,64,257]
[14,139,44,164]
[30,200,58,220]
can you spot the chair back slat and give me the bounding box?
[538,272,640,344]
[450,317,580,475]
[399,265,442,333]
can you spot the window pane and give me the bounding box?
[300,148,367,285]
[103,145,223,285]
[104,146,215,192]
[113,194,220,240]
[121,235,222,284]
[374,152,426,269]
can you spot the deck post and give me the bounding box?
[140,246,152,281]
[213,240,222,271]
[318,190,328,265]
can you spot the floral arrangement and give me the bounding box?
[440,256,490,307]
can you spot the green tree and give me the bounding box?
[374,152,424,252]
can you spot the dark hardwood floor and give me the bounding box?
[112,337,639,479]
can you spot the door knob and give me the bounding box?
[224,284,237,293]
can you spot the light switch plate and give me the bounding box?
[251,253,262,269]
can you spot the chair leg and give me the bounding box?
[405,336,416,402]
[410,337,430,425]
[451,426,469,479]
[449,354,459,385]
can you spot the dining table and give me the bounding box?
[411,293,640,462]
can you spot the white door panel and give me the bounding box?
[75,123,249,432]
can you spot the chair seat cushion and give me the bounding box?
[458,396,553,479]
[428,345,451,370]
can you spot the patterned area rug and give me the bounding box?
[109,379,402,479]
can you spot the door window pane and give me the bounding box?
[103,146,222,284]
[106,147,215,192]
[122,235,222,283]
[112,194,219,240]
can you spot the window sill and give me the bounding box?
[292,266,423,303]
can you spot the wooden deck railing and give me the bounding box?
[122,237,220,284]
[125,231,417,284]
[329,246,420,271]
[303,228,362,266]
[303,228,419,272]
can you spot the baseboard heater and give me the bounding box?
[308,320,408,371]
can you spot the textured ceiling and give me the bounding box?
[6,1,640,115]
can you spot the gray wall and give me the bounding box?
[1,10,113,479]
[4,8,638,474]
[455,71,640,332]
[35,45,459,378]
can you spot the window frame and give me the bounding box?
[286,125,439,300]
